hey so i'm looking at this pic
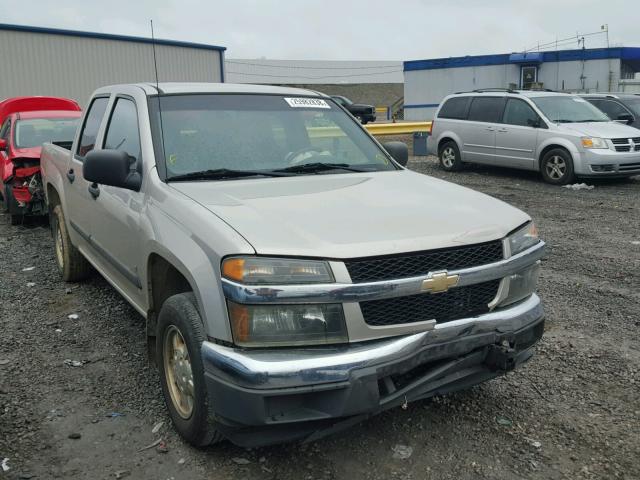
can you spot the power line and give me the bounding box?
[226,68,402,80]
[226,60,401,70]
[523,30,606,53]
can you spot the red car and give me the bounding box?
[0,97,81,224]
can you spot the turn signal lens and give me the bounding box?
[222,257,334,284]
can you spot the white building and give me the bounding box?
[404,47,640,120]
[0,23,226,106]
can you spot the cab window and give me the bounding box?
[77,97,109,157]
[103,98,141,162]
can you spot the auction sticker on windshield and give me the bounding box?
[284,98,330,109]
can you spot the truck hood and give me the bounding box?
[557,121,640,138]
[170,171,529,258]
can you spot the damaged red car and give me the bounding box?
[0,97,81,224]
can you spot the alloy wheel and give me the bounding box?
[163,325,195,419]
[442,147,456,168]
[546,155,567,180]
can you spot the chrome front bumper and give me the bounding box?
[202,293,544,390]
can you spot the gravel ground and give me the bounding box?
[1,157,639,480]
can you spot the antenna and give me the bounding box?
[150,20,167,170]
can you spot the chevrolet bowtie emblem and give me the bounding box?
[422,272,459,293]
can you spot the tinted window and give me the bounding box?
[467,97,505,123]
[503,99,539,127]
[438,97,470,119]
[77,97,109,157]
[104,98,141,162]
[589,99,630,120]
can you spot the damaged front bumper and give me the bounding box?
[201,294,544,447]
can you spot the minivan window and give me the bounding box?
[503,99,539,127]
[438,97,470,119]
[104,98,141,162]
[77,97,109,157]
[531,96,609,123]
[467,97,505,123]
[588,99,631,121]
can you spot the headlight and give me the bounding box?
[222,257,334,284]
[508,222,539,256]
[228,302,348,347]
[499,263,540,307]
[581,137,608,149]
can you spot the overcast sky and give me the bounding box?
[1,0,637,60]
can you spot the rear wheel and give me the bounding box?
[51,204,92,281]
[157,293,223,447]
[438,141,463,171]
[10,214,21,226]
[541,148,575,185]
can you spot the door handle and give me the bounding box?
[88,183,100,199]
[485,127,495,131]
[497,128,508,133]
[66,169,75,183]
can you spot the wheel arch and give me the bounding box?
[536,139,579,172]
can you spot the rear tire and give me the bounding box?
[51,204,92,281]
[10,214,21,226]
[156,293,223,447]
[438,141,464,171]
[540,148,575,185]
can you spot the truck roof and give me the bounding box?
[95,82,327,98]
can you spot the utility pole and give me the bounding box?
[602,24,613,91]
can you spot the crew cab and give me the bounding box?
[331,95,376,124]
[41,83,545,447]
[0,97,81,224]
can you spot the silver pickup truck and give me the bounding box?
[41,83,545,447]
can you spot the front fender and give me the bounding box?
[534,138,581,170]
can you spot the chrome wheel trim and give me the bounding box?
[546,155,567,180]
[54,220,65,269]
[441,147,456,168]
[163,325,195,419]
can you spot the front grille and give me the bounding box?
[345,240,504,283]
[611,137,640,152]
[360,279,501,326]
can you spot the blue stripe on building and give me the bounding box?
[404,47,640,72]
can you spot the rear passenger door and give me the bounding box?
[65,96,110,250]
[494,98,541,170]
[461,97,505,164]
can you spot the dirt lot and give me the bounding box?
[1,157,639,480]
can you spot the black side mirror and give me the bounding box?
[382,141,409,167]
[83,149,141,191]
[617,113,635,125]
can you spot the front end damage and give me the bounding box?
[4,159,46,219]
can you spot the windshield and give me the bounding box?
[150,94,395,180]
[14,117,79,148]
[531,96,610,123]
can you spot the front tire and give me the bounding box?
[156,293,223,447]
[51,204,92,281]
[438,141,464,171]
[540,148,575,185]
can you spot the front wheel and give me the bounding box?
[156,293,223,447]
[540,149,575,185]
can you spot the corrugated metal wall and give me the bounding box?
[0,29,223,106]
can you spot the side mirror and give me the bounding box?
[617,113,635,125]
[382,141,409,167]
[83,149,141,191]
[0,138,7,151]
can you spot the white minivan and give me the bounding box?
[428,89,640,184]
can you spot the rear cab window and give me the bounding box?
[76,96,110,158]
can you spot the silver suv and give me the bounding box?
[428,89,640,184]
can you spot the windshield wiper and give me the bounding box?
[574,119,608,123]
[554,119,576,123]
[273,162,370,174]
[168,168,290,181]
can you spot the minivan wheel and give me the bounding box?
[541,149,575,185]
[439,141,463,171]
[156,293,223,447]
